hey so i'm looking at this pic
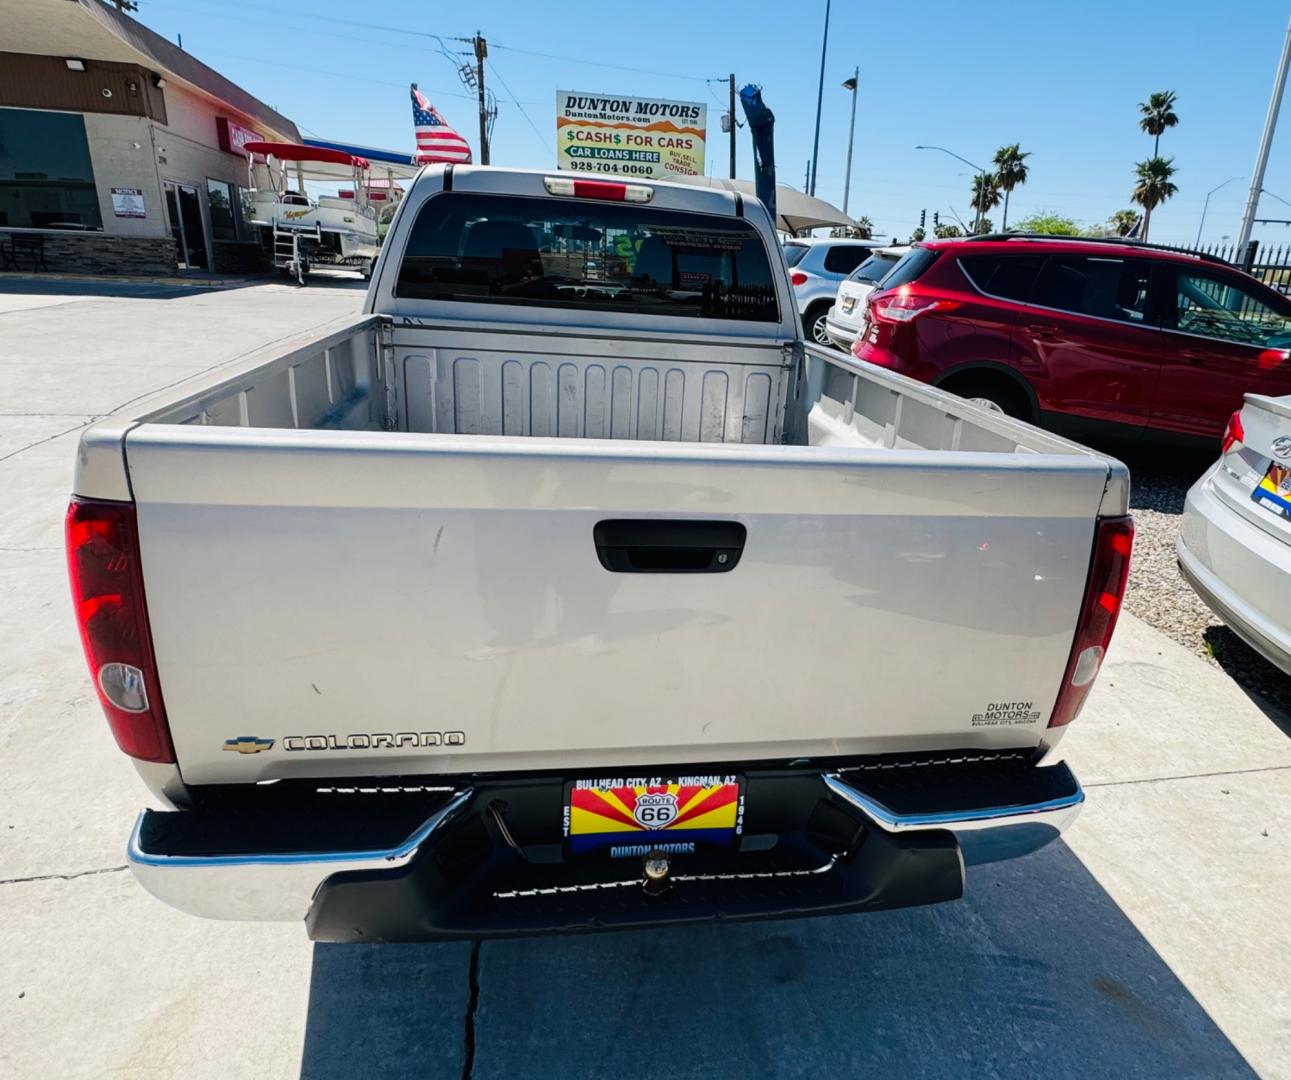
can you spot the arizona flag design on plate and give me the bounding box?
[567,780,741,857]
[1253,463,1291,520]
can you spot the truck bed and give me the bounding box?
[76,314,1128,786]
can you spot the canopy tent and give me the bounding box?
[669,175,854,234]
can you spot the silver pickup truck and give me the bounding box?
[67,167,1132,940]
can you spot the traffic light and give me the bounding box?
[919,209,926,228]
[933,211,940,228]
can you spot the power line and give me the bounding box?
[487,58,553,155]
[157,0,720,83]
[489,41,716,82]
[158,0,454,58]
[198,47,482,98]
[155,0,471,45]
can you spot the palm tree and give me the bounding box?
[1109,209,1140,236]
[1138,90,1179,157]
[854,216,874,239]
[992,143,1031,231]
[1131,157,1178,241]
[970,174,1001,232]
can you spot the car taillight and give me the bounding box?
[869,290,959,323]
[65,498,174,762]
[790,271,808,287]
[1221,410,1245,454]
[1048,515,1134,728]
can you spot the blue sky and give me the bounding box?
[137,0,1291,245]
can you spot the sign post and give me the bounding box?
[556,91,706,180]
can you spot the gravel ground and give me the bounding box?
[1124,448,1291,723]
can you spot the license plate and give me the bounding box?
[564,776,743,858]
[1252,463,1291,520]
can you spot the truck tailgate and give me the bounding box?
[124,427,1112,784]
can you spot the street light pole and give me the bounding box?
[841,68,858,216]
[1237,18,1291,256]
[808,0,831,196]
[915,145,989,232]
[1197,176,1243,246]
[728,73,737,179]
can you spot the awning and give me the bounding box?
[303,138,423,178]
[670,175,854,234]
[243,141,369,169]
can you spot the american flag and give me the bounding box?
[411,84,473,164]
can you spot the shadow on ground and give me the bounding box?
[299,843,1255,1079]
[1203,624,1291,736]
[0,270,367,300]
[0,273,270,300]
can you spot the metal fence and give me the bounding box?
[1176,239,1291,292]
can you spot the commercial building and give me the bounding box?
[1,0,300,275]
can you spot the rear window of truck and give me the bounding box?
[396,192,780,321]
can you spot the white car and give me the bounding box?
[825,245,909,351]
[1178,393,1291,674]
[785,237,888,346]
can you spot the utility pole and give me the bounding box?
[808,0,830,195]
[841,67,858,215]
[1237,18,1291,256]
[473,33,490,165]
[728,74,737,178]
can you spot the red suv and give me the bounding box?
[852,235,1291,444]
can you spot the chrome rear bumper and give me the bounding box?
[126,760,1083,927]
[126,791,471,921]
[823,770,1083,866]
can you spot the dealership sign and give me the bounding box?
[216,117,260,156]
[556,91,706,180]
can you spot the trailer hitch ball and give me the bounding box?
[642,850,671,896]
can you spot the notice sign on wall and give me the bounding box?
[556,91,706,179]
[111,187,146,218]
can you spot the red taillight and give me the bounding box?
[1221,410,1245,455]
[870,289,959,323]
[790,271,808,287]
[65,498,174,762]
[1048,515,1134,728]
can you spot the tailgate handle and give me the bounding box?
[593,520,746,573]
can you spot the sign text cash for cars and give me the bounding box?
[556,91,706,179]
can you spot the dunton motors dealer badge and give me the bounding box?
[971,701,1042,727]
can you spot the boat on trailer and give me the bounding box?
[243,141,385,283]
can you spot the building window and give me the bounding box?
[207,179,258,242]
[0,108,103,230]
[206,178,238,241]
[238,186,256,237]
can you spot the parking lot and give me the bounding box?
[1,277,1289,1079]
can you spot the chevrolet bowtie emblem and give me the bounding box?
[222,736,274,754]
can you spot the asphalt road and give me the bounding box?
[1,276,1288,1079]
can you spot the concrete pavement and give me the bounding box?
[0,278,1288,1078]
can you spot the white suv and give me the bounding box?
[785,238,887,346]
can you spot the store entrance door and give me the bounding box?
[163,181,208,270]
